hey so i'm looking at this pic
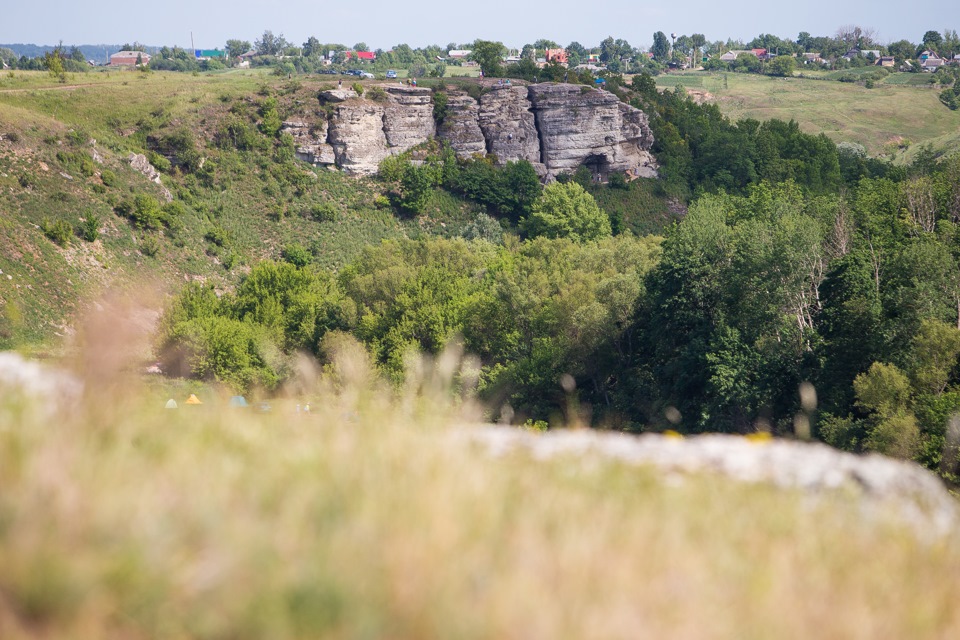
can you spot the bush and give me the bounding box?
[40,219,73,246]
[259,97,282,137]
[433,91,448,124]
[139,234,160,256]
[352,82,364,96]
[217,116,262,150]
[281,243,311,267]
[147,151,171,173]
[66,128,88,147]
[100,169,118,187]
[307,202,339,222]
[79,214,100,242]
[366,86,388,102]
[56,150,95,177]
[205,225,230,247]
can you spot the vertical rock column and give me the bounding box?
[477,85,543,173]
[437,93,486,157]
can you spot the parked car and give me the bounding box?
[386,69,397,78]
[359,72,375,79]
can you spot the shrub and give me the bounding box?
[217,116,261,150]
[79,215,100,242]
[147,151,171,173]
[366,86,388,102]
[259,97,282,137]
[56,150,95,177]
[307,202,339,222]
[40,219,73,246]
[139,234,160,256]
[607,172,629,190]
[100,169,118,187]
[205,225,230,247]
[221,252,240,270]
[66,128,88,147]
[352,82,364,96]
[5,131,20,143]
[433,91,448,124]
[281,243,311,267]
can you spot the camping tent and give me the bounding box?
[185,394,202,405]
[229,396,249,408]
[165,399,178,409]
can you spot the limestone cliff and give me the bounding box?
[301,82,656,181]
[477,86,543,174]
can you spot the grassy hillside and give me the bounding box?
[1,344,959,639]
[656,71,960,160]
[0,69,486,352]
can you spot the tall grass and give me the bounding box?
[1,300,960,638]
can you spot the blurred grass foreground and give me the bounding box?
[2,304,960,639]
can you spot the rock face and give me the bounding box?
[382,86,436,150]
[326,102,390,174]
[437,94,486,157]
[281,120,335,166]
[297,82,656,180]
[478,86,543,172]
[527,84,656,180]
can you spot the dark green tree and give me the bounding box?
[471,39,506,77]
[226,39,251,58]
[651,31,670,62]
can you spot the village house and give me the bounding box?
[919,50,945,72]
[344,51,376,62]
[801,52,824,64]
[447,50,472,60]
[109,50,151,66]
[877,56,896,67]
[544,48,568,65]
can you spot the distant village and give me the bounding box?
[2,28,959,77]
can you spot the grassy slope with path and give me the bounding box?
[656,71,960,161]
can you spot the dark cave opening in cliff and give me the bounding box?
[581,153,611,182]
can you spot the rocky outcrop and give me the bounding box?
[437,94,486,157]
[326,102,390,174]
[527,84,656,180]
[478,85,543,173]
[127,152,173,202]
[281,120,335,166]
[382,86,436,150]
[296,82,656,180]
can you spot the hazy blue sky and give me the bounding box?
[2,0,957,50]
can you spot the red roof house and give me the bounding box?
[344,51,376,62]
